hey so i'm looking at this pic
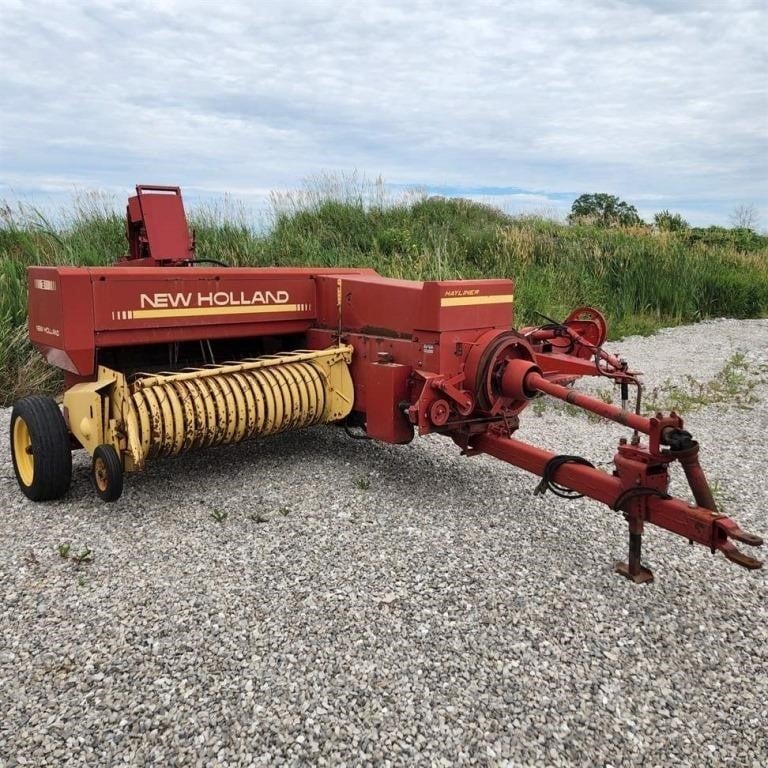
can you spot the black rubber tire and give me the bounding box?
[91,444,123,502]
[10,396,72,501]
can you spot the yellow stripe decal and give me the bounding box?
[440,294,514,307]
[132,304,303,320]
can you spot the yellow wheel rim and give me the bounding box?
[93,456,108,492]
[13,417,34,486]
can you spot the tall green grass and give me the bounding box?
[1,178,767,404]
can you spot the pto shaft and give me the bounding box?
[524,371,650,433]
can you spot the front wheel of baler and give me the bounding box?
[10,396,73,501]
[91,444,123,502]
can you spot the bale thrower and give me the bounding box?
[10,185,763,583]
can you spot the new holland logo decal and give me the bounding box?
[111,291,311,321]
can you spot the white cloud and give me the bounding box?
[0,0,765,224]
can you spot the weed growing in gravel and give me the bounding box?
[708,479,731,512]
[355,477,371,490]
[209,508,228,523]
[23,550,40,567]
[598,389,614,405]
[57,542,71,559]
[563,403,581,419]
[249,511,269,523]
[71,547,93,565]
[645,352,766,414]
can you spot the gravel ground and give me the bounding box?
[1,318,767,767]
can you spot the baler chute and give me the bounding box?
[11,184,763,582]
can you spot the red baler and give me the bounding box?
[11,185,763,583]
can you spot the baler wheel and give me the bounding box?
[91,444,123,502]
[10,396,72,501]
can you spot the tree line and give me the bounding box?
[568,193,760,232]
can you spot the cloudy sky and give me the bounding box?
[1,0,766,226]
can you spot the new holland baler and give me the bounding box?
[10,185,763,583]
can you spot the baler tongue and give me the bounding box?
[480,354,765,580]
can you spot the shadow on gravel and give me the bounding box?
[86,425,493,506]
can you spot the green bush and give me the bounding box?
[654,210,689,232]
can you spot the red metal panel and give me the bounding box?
[27,267,95,375]
[134,186,192,264]
[312,275,515,334]
[420,280,516,332]
[90,269,317,333]
[93,320,311,349]
[364,362,414,443]
[26,266,378,376]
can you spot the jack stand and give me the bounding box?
[615,531,654,584]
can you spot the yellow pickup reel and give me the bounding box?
[11,346,354,502]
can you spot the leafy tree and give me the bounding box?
[654,210,689,232]
[568,193,642,227]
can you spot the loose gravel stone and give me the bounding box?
[0,319,766,766]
